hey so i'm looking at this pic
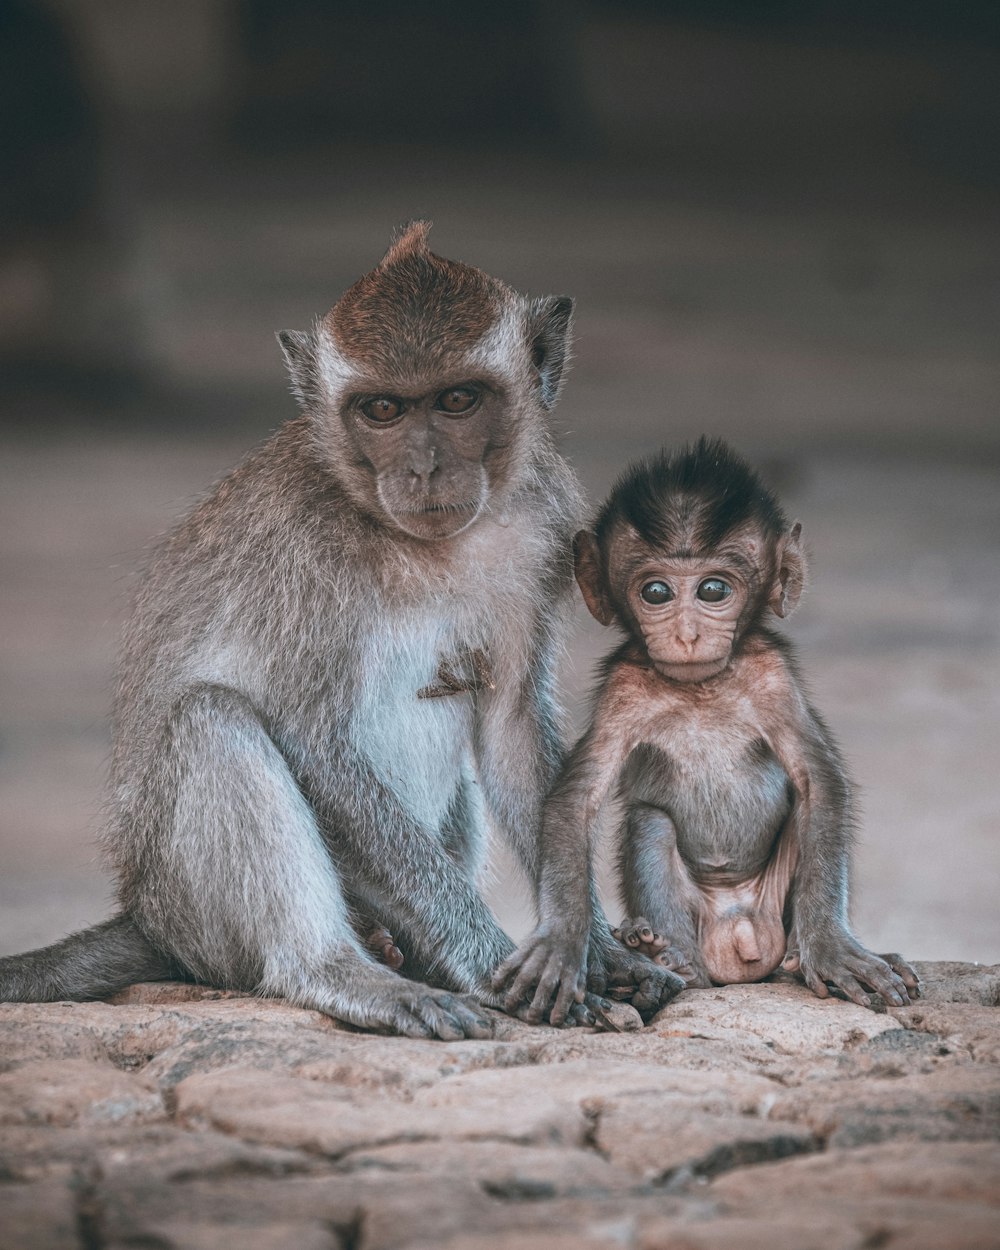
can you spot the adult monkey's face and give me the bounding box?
[278,222,574,541]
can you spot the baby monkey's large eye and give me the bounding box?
[361,396,404,424]
[640,580,673,605]
[436,386,480,416]
[697,578,732,603]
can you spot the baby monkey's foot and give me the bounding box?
[611,918,703,985]
[595,931,687,1016]
[365,925,404,971]
[612,917,666,959]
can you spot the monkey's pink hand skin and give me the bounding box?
[784,934,920,1008]
[491,929,593,1027]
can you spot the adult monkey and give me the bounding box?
[0,224,676,1037]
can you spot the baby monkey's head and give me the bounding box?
[575,438,806,683]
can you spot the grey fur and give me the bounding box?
[0,258,587,1039]
[0,915,179,1002]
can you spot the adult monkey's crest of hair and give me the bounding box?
[327,220,515,376]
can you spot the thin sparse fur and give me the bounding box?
[499,438,919,1015]
[0,226,590,1039]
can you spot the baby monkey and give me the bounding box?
[497,438,918,1021]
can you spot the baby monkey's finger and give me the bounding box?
[491,947,527,989]
[549,971,586,1027]
[527,955,571,1023]
[567,999,597,1027]
[501,948,549,1012]
[881,952,921,997]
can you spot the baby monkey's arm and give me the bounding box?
[492,707,626,1026]
[493,682,684,1024]
[769,689,920,1009]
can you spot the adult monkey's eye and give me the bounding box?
[361,397,404,424]
[640,580,673,605]
[697,578,732,603]
[436,386,480,416]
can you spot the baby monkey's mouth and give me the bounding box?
[652,657,730,683]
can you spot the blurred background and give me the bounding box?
[1,0,998,965]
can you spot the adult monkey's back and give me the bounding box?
[0,224,588,1038]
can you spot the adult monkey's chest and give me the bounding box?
[347,517,553,819]
[417,645,495,700]
[347,606,512,826]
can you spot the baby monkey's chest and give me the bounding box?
[623,715,793,873]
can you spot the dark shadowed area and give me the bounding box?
[1,0,998,969]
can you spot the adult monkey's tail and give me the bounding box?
[0,914,182,1002]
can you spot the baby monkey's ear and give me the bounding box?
[573,530,616,626]
[769,521,807,619]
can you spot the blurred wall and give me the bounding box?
[1,2,998,962]
[2,0,998,415]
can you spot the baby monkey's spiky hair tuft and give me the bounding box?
[594,436,788,554]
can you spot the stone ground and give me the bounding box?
[0,962,997,1250]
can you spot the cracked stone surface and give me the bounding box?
[0,960,997,1249]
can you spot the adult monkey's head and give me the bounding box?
[278,222,574,541]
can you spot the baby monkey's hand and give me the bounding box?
[784,931,920,1009]
[491,928,591,1027]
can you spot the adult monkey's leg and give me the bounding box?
[128,684,492,1040]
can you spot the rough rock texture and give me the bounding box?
[0,961,997,1249]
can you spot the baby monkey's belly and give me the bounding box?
[628,738,796,984]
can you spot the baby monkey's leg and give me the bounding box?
[618,805,711,987]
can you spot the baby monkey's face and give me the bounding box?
[574,516,803,685]
[612,534,752,683]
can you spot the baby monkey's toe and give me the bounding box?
[654,945,702,984]
[612,917,669,959]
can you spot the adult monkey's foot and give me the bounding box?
[364,925,404,971]
[344,976,495,1040]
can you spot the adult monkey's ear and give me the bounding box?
[277,328,320,411]
[573,530,615,626]
[527,296,574,409]
[769,521,807,619]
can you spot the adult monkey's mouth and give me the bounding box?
[413,502,478,515]
[391,500,483,540]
